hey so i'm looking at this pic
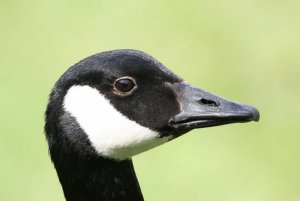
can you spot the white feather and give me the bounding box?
[63,85,171,160]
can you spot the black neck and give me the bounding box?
[51,151,144,201]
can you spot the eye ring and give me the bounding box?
[113,76,137,96]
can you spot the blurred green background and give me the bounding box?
[1,0,299,201]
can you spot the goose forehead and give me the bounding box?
[63,85,171,160]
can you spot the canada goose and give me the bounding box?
[45,49,259,201]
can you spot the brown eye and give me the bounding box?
[114,77,136,94]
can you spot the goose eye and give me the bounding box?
[114,77,136,94]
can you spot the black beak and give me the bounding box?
[168,82,259,133]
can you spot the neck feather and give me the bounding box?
[50,150,144,201]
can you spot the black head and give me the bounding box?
[45,49,259,161]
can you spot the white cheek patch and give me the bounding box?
[63,85,171,160]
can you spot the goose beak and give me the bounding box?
[168,82,259,133]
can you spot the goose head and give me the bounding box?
[45,49,259,161]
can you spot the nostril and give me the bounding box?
[198,98,219,107]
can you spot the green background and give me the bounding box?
[1,1,299,201]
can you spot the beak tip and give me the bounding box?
[246,105,260,122]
